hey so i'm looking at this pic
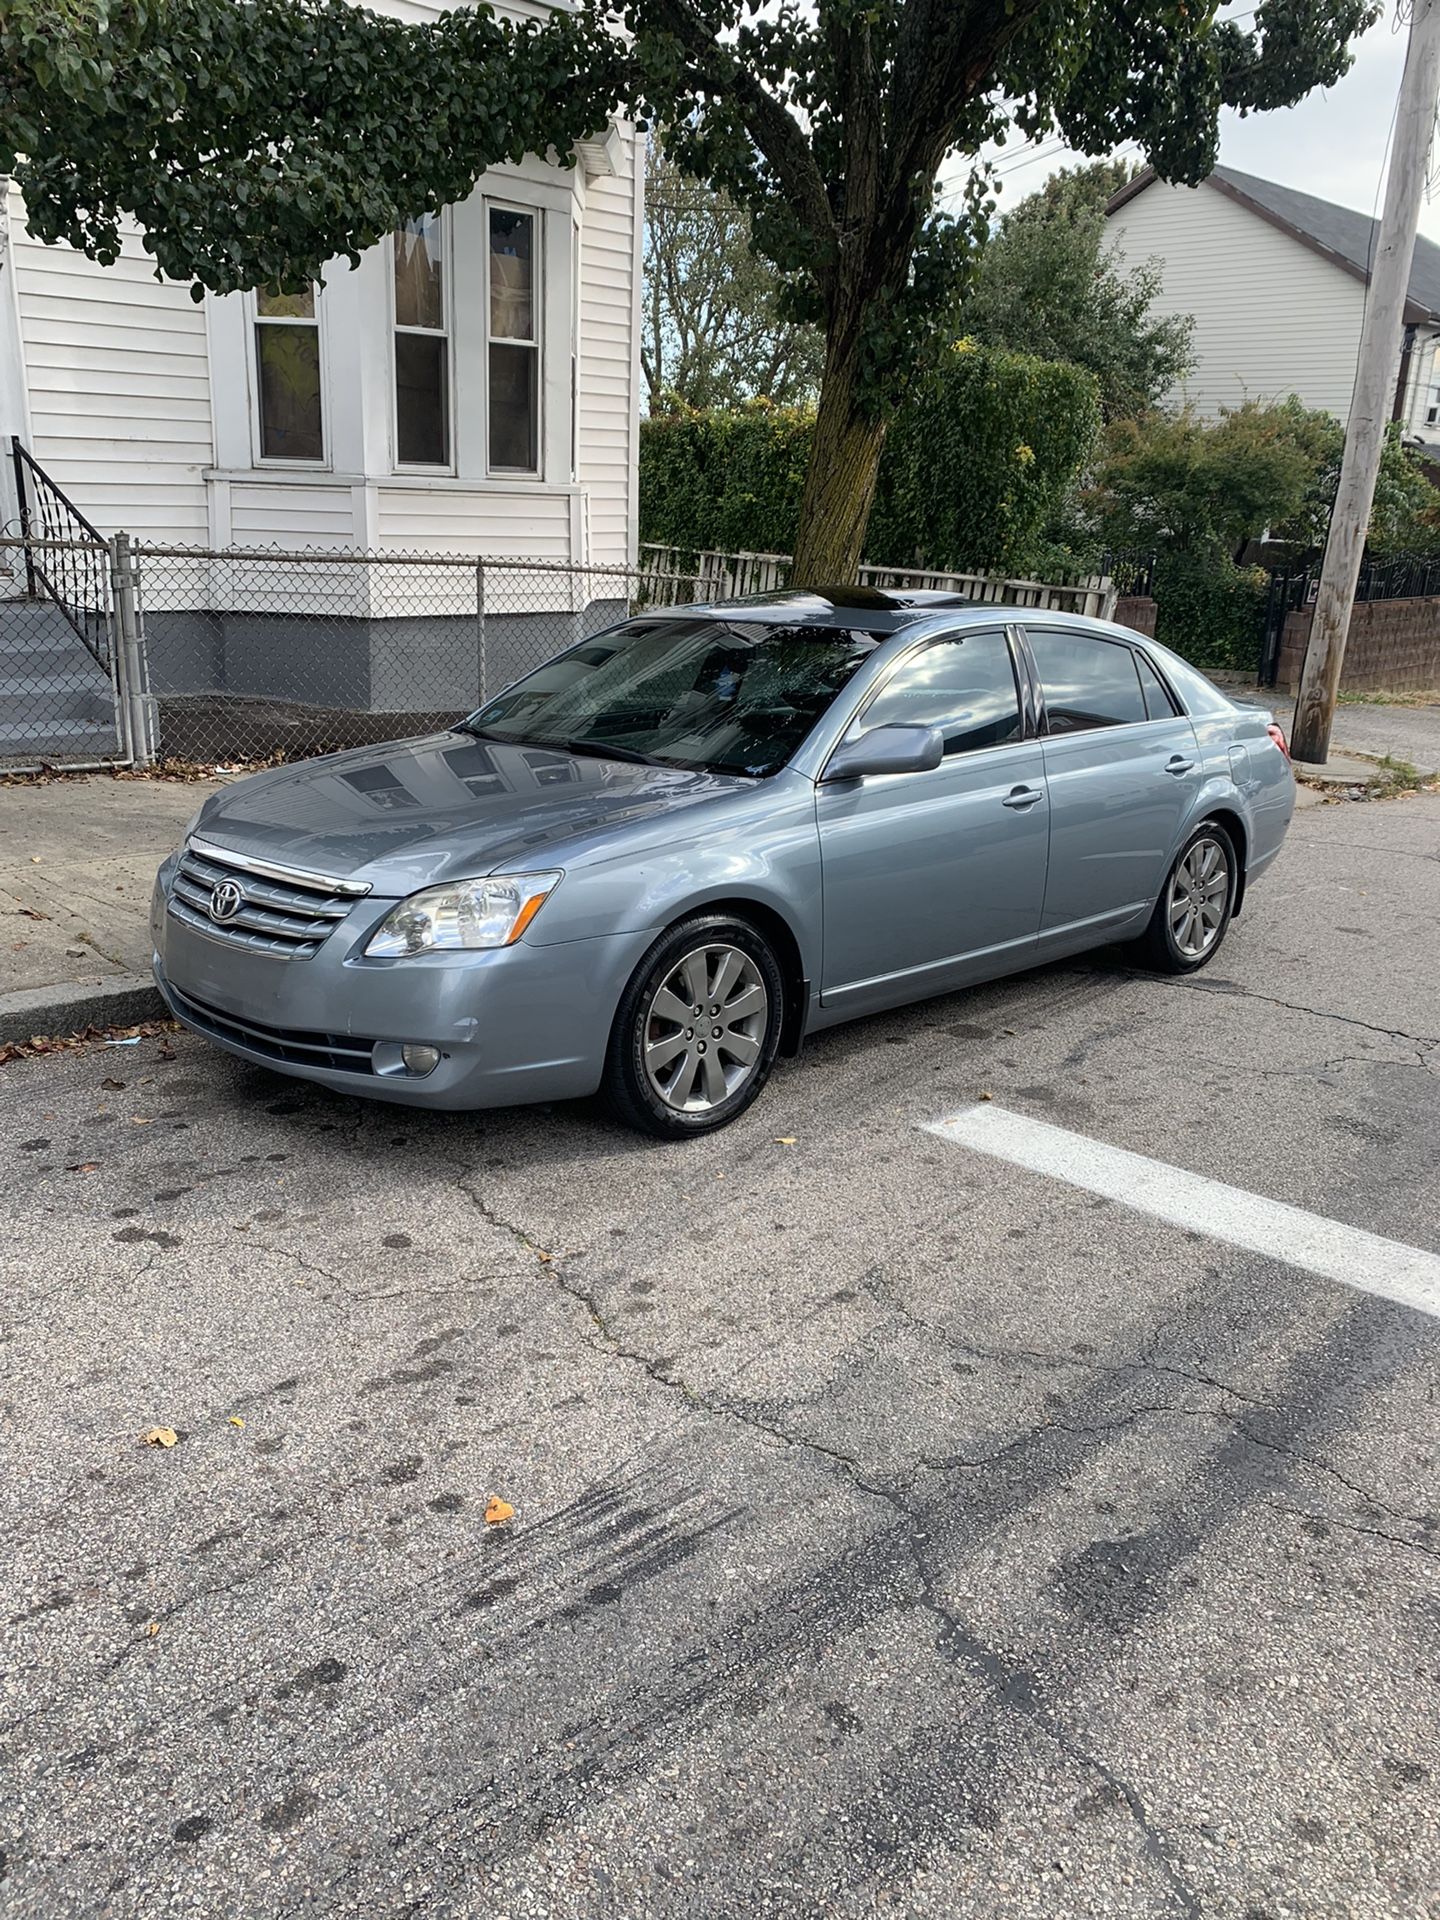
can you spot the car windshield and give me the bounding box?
[458,617,884,777]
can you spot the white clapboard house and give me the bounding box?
[0,0,644,760]
[1104,163,1440,447]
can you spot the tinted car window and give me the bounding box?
[462,617,881,777]
[1029,629,1147,733]
[852,632,1021,757]
[1145,644,1237,718]
[1134,649,1179,720]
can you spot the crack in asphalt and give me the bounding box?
[1167,973,1440,1050]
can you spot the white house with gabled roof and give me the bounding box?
[1104,162,1440,451]
[0,0,644,568]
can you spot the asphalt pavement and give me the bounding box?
[2,790,1438,1919]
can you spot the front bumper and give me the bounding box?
[151,858,652,1111]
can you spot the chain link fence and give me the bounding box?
[1,542,702,770]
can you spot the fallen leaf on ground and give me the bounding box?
[228,1415,244,1429]
[65,1161,100,1174]
[146,1621,161,1637]
[774,1136,797,1145]
[484,1496,515,1526]
[16,906,46,921]
[978,1090,993,1101]
[100,1077,125,1091]
[140,1425,179,1449]
[131,1116,153,1126]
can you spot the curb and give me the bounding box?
[0,974,165,1046]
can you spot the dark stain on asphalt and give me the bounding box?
[429,1492,465,1514]
[822,1700,863,1736]
[153,1187,191,1202]
[111,1207,141,1220]
[19,1138,48,1151]
[253,1437,285,1455]
[113,1225,182,1249]
[194,1525,244,1556]
[1054,1528,1198,1634]
[364,1357,456,1392]
[172,1815,215,1844]
[1383,1756,1427,1786]
[1294,1816,1328,1842]
[277,1657,348,1698]
[382,1232,412,1248]
[10,1589,74,1626]
[462,1576,520,1610]
[259,1787,319,1833]
[630,1279,654,1295]
[381,1457,424,1485]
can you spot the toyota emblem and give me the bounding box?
[208,878,245,924]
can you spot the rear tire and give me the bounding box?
[602,914,785,1138]
[1132,820,1238,974]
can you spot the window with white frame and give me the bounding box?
[488,205,540,474]
[253,287,324,462]
[393,214,450,467]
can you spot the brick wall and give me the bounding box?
[1277,595,1440,694]
[1114,594,1158,637]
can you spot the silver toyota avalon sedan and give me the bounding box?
[151,588,1295,1137]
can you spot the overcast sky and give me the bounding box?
[940,8,1439,241]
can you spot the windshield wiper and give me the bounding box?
[549,736,667,767]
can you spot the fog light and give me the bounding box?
[401,1044,441,1076]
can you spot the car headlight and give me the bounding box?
[364,873,561,956]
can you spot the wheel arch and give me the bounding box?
[1202,805,1250,916]
[653,893,811,1057]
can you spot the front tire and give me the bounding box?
[1133,820,1238,974]
[602,914,785,1138]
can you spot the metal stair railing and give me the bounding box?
[10,437,113,674]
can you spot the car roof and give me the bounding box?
[648,588,1139,641]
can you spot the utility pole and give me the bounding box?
[1291,0,1440,763]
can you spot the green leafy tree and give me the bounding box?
[643,138,822,413]
[962,161,1194,420]
[2,0,1379,581]
[1084,397,1438,558]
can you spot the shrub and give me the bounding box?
[1152,553,1267,673]
[639,344,1100,576]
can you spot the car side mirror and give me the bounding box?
[822,724,945,782]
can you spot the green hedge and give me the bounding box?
[639,343,1099,577]
[1152,554,1267,673]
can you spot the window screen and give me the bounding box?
[854,632,1022,757]
[1028,630,1147,734]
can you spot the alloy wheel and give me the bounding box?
[1168,835,1230,959]
[642,943,770,1113]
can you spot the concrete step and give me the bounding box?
[0,715,121,762]
[0,678,114,725]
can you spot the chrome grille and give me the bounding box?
[167,840,366,959]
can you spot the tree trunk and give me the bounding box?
[790,338,887,586]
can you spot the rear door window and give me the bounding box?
[1027,629,1148,734]
[1133,649,1180,720]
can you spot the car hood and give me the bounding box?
[188,732,757,894]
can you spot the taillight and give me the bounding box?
[1266,722,1291,762]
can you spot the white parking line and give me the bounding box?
[926,1103,1440,1322]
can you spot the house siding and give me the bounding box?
[6,181,213,541]
[578,141,642,567]
[1105,179,1369,422]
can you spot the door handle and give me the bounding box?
[1001,785,1044,809]
[1165,755,1196,776]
